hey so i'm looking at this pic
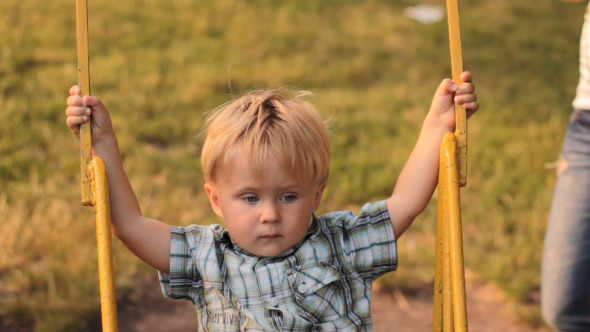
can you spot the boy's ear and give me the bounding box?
[204,182,223,218]
[314,184,327,211]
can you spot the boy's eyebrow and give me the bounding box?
[276,183,307,192]
[233,182,307,193]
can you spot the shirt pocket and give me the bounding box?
[287,262,344,323]
[199,281,244,330]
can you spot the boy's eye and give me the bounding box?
[243,196,259,203]
[281,194,296,202]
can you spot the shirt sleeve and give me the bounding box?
[159,225,204,300]
[333,200,398,281]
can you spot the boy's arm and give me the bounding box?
[386,72,478,238]
[66,86,171,273]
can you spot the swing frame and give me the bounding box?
[432,0,469,330]
[76,0,118,331]
[74,1,468,330]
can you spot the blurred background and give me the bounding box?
[0,0,586,330]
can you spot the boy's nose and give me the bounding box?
[260,203,280,223]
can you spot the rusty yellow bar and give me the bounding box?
[434,3,469,329]
[442,186,453,332]
[441,133,468,332]
[91,157,118,332]
[446,0,467,187]
[432,182,444,332]
[434,142,455,331]
[76,0,93,205]
[76,2,118,331]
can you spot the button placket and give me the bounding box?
[256,259,284,310]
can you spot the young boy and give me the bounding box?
[65,72,478,331]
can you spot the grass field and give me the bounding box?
[1,0,587,330]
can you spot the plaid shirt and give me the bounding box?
[159,200,397,331]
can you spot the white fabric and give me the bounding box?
[573,3,590,110]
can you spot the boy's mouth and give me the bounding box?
[260,234,281,239]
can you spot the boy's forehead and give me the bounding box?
[221,152,279,176]
[217,151,306,185]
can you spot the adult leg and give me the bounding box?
[541,109,590,332]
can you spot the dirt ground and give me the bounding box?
[102,274,549,332]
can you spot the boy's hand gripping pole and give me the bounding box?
[76,0,119,331]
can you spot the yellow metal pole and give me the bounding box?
[75,1,119,331]
[76,0,93,206]
[441,133,468,332]
[442,176,453,331]
[445,0,469,327]
[91,158,119,332]
[446,0,467,187]
[432,183,445,332]
[431,1,469,330]
[434,141,456,332]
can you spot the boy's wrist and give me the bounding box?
[424,112,454,136]
[92,132,119,156]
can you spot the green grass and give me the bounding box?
[1,0,587,330]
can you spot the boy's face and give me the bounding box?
[204,155,325,257]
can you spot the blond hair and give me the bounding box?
[201,90,330,187]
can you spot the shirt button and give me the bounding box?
[268,297,279,307]
[298,284,308,293]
